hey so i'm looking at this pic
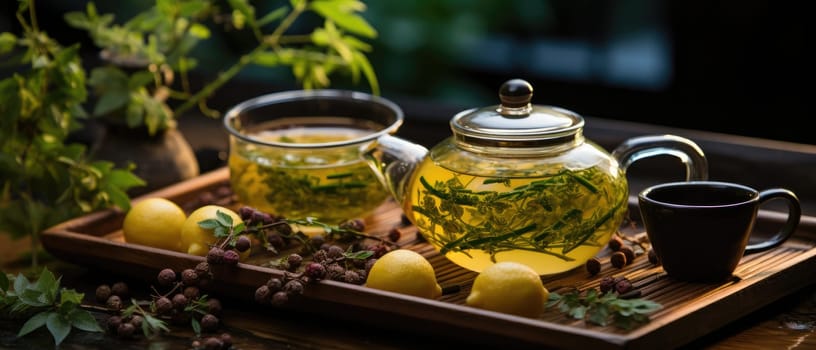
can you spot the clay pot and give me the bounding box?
[90,123,199,196]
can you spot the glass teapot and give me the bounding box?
[370,79,709,275]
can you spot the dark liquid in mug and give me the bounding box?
[646,184,756,206]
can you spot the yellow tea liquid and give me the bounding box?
[229,127,388,223]
[405,157,628,275]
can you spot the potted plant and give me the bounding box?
[64,0,380,194]
[0,0,144,268]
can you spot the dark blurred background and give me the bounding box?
[2,0,814,145]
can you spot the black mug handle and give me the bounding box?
[745,188,801,253]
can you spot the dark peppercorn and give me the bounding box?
[615,278,634,294]
[155,296,173,314]
[117,322,136,338]
[266,233,285,250]
[254,285,271,304]
[157,268,177,287]
[207,247,225,264]
[129,315,144,329]
[312,249,329,263]
[387,228,402,242]
[183,286,200,300]
[195,262,211,279]
[608,235,624,251]
[339,218,365,232]
[207,298,222,316]
[585,257,602,275]
[234,235,251,252]
[326,263,346,280]
[181,269,199,286]
[310,235,325,249]
[200,314,219,333]
[282,280,304,295]
[222,249,240,266]
[287,254,303,270]
[599,276,618,293]
[326,245,344,259]
[106,315,123,333]
[172,293,188,310]
[95,284,112,302]
[270,291,289,306]
[238,206,254,220]
[304,262,327,280]
[343,270,364,285]
[203,336,223,350]
[266,277,283,292]
[610,251,627,268]
[619,246,636,265]
[106,295,123,310]
[219,333,233,348]
[111,281,129,298]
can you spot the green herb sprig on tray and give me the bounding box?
[547,288,662,330]
[0,268,104,346]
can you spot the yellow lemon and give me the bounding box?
[365,249,442,299]
[122,197,186,252]
[465,261,549,318]
[180,205,243,257]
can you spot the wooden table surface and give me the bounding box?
[3,106,816,349]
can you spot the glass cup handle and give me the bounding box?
[611,134,709,181]
[744,189,802,253]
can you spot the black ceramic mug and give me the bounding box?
[638,181,801,282]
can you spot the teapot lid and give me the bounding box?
[451,79,584,147]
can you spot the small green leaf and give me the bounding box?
[46,312,71,346]
[191,317,201,335]
[215,210,234,227]
[197,219,220,229]
[0,32,17,53]
[309,0,376,38]
[59,289,84,305]
[0,272,9,292]
[256,7,288,26]
[68,309,104,332]
[17,311,49,337]
[19,288,49,307]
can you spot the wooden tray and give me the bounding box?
[42,167,816,349]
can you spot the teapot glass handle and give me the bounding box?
[365,135,429,203]
[611,134,709,181]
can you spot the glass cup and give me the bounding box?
[223,89,403,223]
[638,181,801,282]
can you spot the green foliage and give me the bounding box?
[121,300,169,338]
[0,0,145,267]
[65,0,380,136]
[197,209,245,238]
[0,268,104,346]
[547,288,662,330]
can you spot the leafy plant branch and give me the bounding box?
[0,0,145,268]
[66,0,381,135]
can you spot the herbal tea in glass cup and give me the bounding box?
[223,90,404,223]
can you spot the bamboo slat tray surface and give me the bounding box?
[42,167,816,350]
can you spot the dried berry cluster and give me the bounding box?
[255,241,390,306]
[191,333,234,350]
[586,233,658,276]
[599,275,634,295]
[153,266,223,332]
